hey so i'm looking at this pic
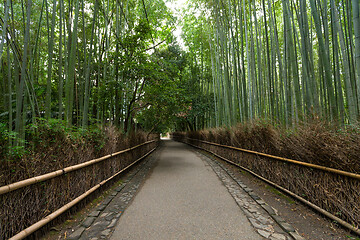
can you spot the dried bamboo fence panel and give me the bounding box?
[0,136,159,239]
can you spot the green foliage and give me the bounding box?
[26,118,67,144]
[22,118,107,155]
[2,0,360,140]
[80,126,107,152]
[0,123,9,157]
[180,0,360,127]
[0,123,26,159]
[136,44,188,133]
[0,0,216,137]
[0,0,182,139]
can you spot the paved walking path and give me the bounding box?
[110,140,261,239]
[68,140,302,240]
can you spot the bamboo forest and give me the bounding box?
[1,0,360,137]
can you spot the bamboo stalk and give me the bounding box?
[45,0,57,119]
[353,0,360,116]
[58,0,64,120]
[82,0,98,128]
[0,0,10,58]
[0,140,156,195]
[65,0,80,126]
[15,0,32,146]
[185,137,360,180]
[9,147,157,240]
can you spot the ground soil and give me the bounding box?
[201,150,359,240]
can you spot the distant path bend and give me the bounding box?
[111,140,261,240]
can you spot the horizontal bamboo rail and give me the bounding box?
[185,137,360,180]
[0,140,156,195]
[182,140,360,236]
[9,147,157,240]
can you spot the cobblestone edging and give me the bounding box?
[194,150,306,240]
[67,149,161,240]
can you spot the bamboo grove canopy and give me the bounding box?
[1,0,360,140]
[181,0,360,128]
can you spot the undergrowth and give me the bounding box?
[0,118,149,186]
[0,120,104,186]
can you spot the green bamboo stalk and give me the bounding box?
[31,0,46,81]
[65,0,80,126]
[331,0,355,123]
[297,0,313,116]
[282,0,291,125]
[252,0,262,118]
[268,0,279,120]
[209,31,219,126]
[15,0,32,145]
[58,0,64,120]
[227,0,239,123]
[341,1,356,119]
[45,0,57,119]
[262,0,274,119]
[352,0,360,118]
[309,0,337,121]
[214,23,224,125]
[82,0,98,128]
[233,0,243,122]
[238,0,247,121]
[330,0,345,124]
[0,0,11,60]
[243,0,252,119]
[7,42,12,137]
[114,9,120,127]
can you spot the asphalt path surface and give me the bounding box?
[111,140,261,240]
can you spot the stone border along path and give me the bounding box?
[193,149,306,240]
[67,141,305,240]
[67,147,161,240]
